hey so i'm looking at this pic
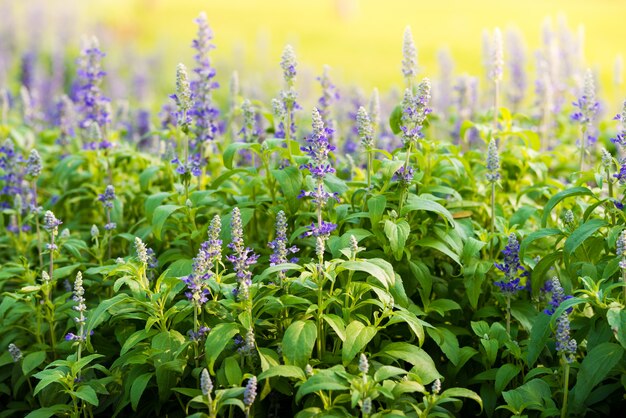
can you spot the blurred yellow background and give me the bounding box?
[10,0,625,104]
[76,0,625,96]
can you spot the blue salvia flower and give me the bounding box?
[494,233,527,294]
[610,100,626,148]
[227,208,259,299]
[486,139,500,182]
[402,26,418,83]
[8,343,22,362]
[268,210,299,271]
[272,98,287,139]
[25,149,42,179]
[357,106,374,150]
[239,99,258,143]
[243,376,257,407]
[200,368,213,397]
[172,63,192,130]
[617,230,626,270]
[75,37,110,130]
[279,44,299,138]
[65,271,88,342]
[571,69,599,126]
[368,88,380,136]
[490,28,504,82]
[555,313,577,363]
[207,214,223,266]
[134,237,149,265]
[98,185,115,209]
[506,28,526,110]
[317,65,339,126]
[56,95,75,145]
[400,78,432,147]
[544,276,573,315]
[190,12,220,143]
[300,108,337,181]
[394,166,414,186]
[188,326,210,342]
[0,140,30,213]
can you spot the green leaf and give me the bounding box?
[541,187,594,227]
[416,237,461,266]
[570,342,623,410]
[426,327,460,365]
[375,342,440,383]
[164,258,193,278]
[342,321,377,365]
[224,356,243,386]
[323,314,346,342]
[439,387,483,412]
[402,195,455,226]
[258,365,306,381]
[495,364,521,395]
[389,105,402,134]
[282,320,317,368]
[205,323,240,374]
[367,195,386,229]
[152,204,184,240]
[85,293,129,337]
[130,373,153,411]
[340,259,395,290]
[519,228,563,260]
[75,385,99,406]
[530,252,562,298]
[52,263,81,280]
[24,405,72,418]
[564,219,607,258]
[22,351,46,376]
[272,166,303,203]
[384,219,410,261]
[526,313,552,367]
[607,307,626,348]
[295,370,349,403]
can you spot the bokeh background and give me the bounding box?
[5,0,626,105]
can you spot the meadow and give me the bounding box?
[0,1,625,417]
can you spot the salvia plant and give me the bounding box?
[0,8,625,418]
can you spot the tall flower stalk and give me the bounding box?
[65,272,87,379]
[268,210,299,284]
[25,149,43,268]
[98,185,116,259]
[544,277,577,418]
[571,69,599,171]
[279,45,299,159]
[490,28,504,129]
[617,230,626,301]
[227,207,259,305]
[43,211,61,280]
[397,79,431,212]
[356,106,374,188]
[486,138,500,239]
[402,26,418,90]
[494,233,526,334]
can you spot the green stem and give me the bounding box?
[493,80,499,129]
[285,104,293,161]
[32,181,43,269]
[561,361,570,418]
[398,143,413,213]
[506,294,511,335]
[367,149,372,189]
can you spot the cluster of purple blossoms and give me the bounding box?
[171,152,203,177]
[239,99,259,144]
[571,70,599,126]
[55,95,75,146]
[190,12,220,144]
[75,37,110,130]
[275,45,299,139]
[227,208,259,300]
[394,165,415,186]
[243,376,257,407]
[611,100,626,147]
[182,219,222,308]
[494,233,527,294]
[544,277,577,362]
[98,185,116,230]
[82,120,113,151]
[400,79,432,147]
[188,326,211,342]
[0,140,31,213]
[43,210,62,250]
[268,210,299,270]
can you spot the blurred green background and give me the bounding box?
[10,0,626,101]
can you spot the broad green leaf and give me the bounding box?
[564,219,607,258]
[375,342,440,383]
[384,219,410,261]
[526,313,552,367]
[367,195,386,229]
[607,307,626,348]
[342,321,377,365]
[130,373,153,411]
[75,385,99,406]
[223,142,259,169]
[152,204,184,240]
[295,370,349,403]
[272,166,303,203]
[340,259,395,290]
[495,364,521,395]
[530,252,562,298]
[24,405,72,418]
[389,105,402,134]
[541,187,594,227]
[224,356,243,386]
[282,320,317,368]
[258,365,306,381]
[22,351,46,376]
[323,314,346,341]
[519,228,563,260]
[426,327,460,365]
[205,323,240,374]
[401,195,455,226]
[416,237,461,266]
[570,342,623,411]
[440,387,483,412]
[85,293,129,336]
